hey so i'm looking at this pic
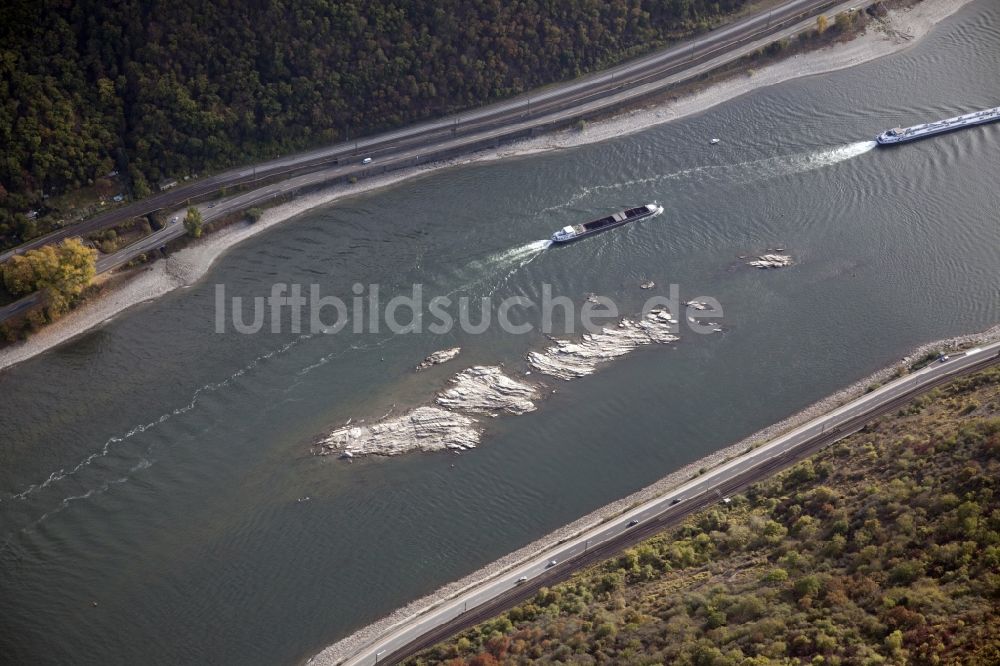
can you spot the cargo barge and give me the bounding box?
[876,106,1000,145]
[551,204,663,243]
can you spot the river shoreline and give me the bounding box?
[308,321,1000,665]
[0,0,973,373]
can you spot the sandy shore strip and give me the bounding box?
[0,0,973,374]
[308,321,1000,665]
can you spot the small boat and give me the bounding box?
[551,204,663,244]
[710,138,720,145]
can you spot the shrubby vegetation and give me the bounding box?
[0,0,754,247]
[2,238,96,323]
[246,208,264,224]
[412,367,1000,665]
[183,206,203,239]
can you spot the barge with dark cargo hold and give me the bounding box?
[551,204,663,243]
[876,106,1000,145]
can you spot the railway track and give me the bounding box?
[370,349,1000,665]
[1,0,852,266]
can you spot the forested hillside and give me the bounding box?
[411,367,1000,665]
[0,0,752,247]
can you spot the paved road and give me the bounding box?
[0,293,39,320]
[0,0,867,325]
[327,341,1000,666]
[1,0,856,266]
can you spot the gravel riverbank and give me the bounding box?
[308,321,1000,665]
[0,0,972,373]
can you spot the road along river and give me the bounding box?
[331,341,1000,665]
[1,2,998,664]
[0,0,861,265]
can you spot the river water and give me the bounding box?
[1,3,998,663]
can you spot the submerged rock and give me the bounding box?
[317,406,480,457]
[527,309,679,380]
[747,253,793,269]
[416,347,461,370]
[435,365,539,415]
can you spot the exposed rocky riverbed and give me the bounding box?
[316,308,685,457]
[316,406,481,456]
[435,365,539,415]
[416,347,461,370]
[527,309,679,380]
[747,253,793,268]
[316,364,536,458]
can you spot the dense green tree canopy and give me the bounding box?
[0,0,749,245]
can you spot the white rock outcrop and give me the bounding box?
[527,309,679,380]
[747,254,793,268]
[317,406,480,457]
[320,310,685,456]
[416,347,462,370]
[435,365,539,415]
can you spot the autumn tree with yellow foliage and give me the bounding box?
[2,238,97,320]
